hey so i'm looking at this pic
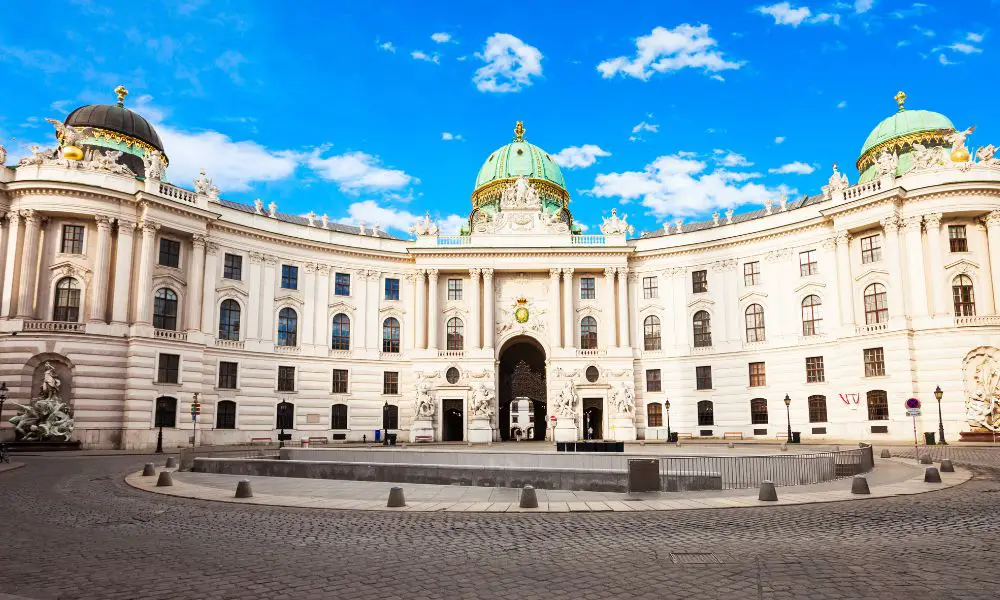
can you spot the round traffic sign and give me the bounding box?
[549,415,557,422]
[905,397,920,409]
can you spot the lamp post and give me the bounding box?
[154,396,166,454]
[665,399,671,442]
[783,394,792,443]
[0,381,8,426]
[382,400,389,446]
[934,385,946,445]
[276,399,291,449]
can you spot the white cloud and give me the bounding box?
[755,3,841,27]
[441,132,463,141]
[855,0,874,13]
[49,99,73,114]
[914,25,935,37]
[214,50,246,84]
[631,121,659,134]
[837,100,847,108]
[338,201,463,235]
[590,152,786,218]
[379,41,397,53]
[597,24,743,81]
[411,50,440,64]
[714,149,753,167]
[768,161,815,174]
[439,214,467,235]
[966,32,984,43]
[774,136,786,144]
[473,33,543,93]
[308,150,414,192]
[159,127,298,192]
[948,42,982,54]
[939,53,957,65]
[551,144,611,169]
[431,32,452,44]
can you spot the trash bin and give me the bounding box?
[374,430,381,443]
[388,433,397,445]
[791,431,801,444]
[668,432,679,443]
[556,442,566,452]
[924,431,936,445]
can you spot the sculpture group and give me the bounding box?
[9,362,75,442]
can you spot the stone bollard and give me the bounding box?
[834,445,840,452]
[165,457,178,469]
[519,485,539,509]
[880,449,891,459]
[920,454,933,465]
[780,444,788,452]
[727,442,735,449]
[675,441,682,448]
[387,486,406,508]
[156,471,174,487]
[758,480,778,501]
[851,475,871,495]
[924,467,942,483]
[142,463,156,477]
[235,480,253,498]
[940,459,955,473]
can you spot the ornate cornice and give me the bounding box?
[855,129,951,173]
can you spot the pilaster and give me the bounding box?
[923,213,947,316]
[134,220,159,324]
[561,268,574,349]
[902,215,929,318]
[880,216,907,326]
[985,211,1000,314]
[426,268,439,350]
[88,216,115,323]
[1,211,20,317]
[185,234,206,331]
[15,210,42,319]
[482,268,495,350]
[469,268,482,350]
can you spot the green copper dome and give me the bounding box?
[859,109,954,157]
[474,122,566,192]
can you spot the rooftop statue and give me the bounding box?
[600,208,634,236]
[142,150,167,181]
[45,118,92,149]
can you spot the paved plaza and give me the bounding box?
[0,448,999,599]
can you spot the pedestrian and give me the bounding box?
[587,425,594,440]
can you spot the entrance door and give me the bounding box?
[583,398,603,440]
[442,399,464,442]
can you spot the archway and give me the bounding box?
[498,336,547,441]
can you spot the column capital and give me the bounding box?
[206,241,220,256]
[19,209,39,224]
[481,268,494,281]
[470,267,482,278]
[834,230,851,246]
[821,236,836,251]
[191,233,207,248]
[426,268,439,280]
[561,267,574,276]
[902,215,924,232]
[923,212,943,229]
[6,210,21,226]
[262,253,278,265]
[139,220,160,235]
[115,217,137,231]
[303,262,317,274]
[986,210,1000,228]
[604,267,615,279]
[880,215,901,233]
[248,251,264,265]
[315,264,332,276]
[615,266,628,277]
[549,268,561,279]
[95,215,114,231]
[404,270,420,283]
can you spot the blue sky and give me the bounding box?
[1,1,997,236]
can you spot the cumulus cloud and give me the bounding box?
[308,150,414,192]
[590,152,786,218]
[855,0,874,13]
[431,32,452,44]
[597,24,743,81]
[948,42,982,54]
[441,132,463,141]
[378,41,397,53]
[755,3,841,27]
[338,201,464,235]
[551,145,611,169]
[411,50,440,64]
[768,161,815,174]
[774,136,786,144]
[159,127,298,192]
[939,53,957,65]
[714,149,753,167]
[966,32,984,43]
[473,33,543,93]
[837,100,847,108]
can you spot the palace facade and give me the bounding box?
[1,88,1000,449]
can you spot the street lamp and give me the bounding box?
[665,399,672,442]
[276,400,291,449]
[0,381,8,424]
[934,385,946,445]
[382,400,389,446]
[784,394,792,443]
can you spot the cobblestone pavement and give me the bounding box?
[1,453,999,600]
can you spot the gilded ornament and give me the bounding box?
[61,145,84,161]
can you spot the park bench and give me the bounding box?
[414,435,433,442]
[723,432,743,440]
[308,437,329,445]
[250,437,272,445]
[676,433,694,440]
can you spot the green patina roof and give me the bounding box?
[859,109,955,158]
[474,141,566,191]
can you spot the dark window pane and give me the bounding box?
[157,353,180,384]
[216,400,237,429]
[158,239,180,268]
[335,272,351,296]
[750,398,768,424]
[61,225,85,254]
[382,318,400,353]
[385,278,400,300]
[153,288,178,330]
[281,265,298,290]
[219,300,241,340]
[277,366,295,392]
[218,361,238,389]
[223,253,243,280]
[331,313,351,350]
[278,308,298,346]
[331,404,348,429]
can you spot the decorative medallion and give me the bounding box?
[515,297,529,323]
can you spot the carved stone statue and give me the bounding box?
[470,383,495,421]
[553,380,578,418]
[142,150,166,181]
[874,150,899,177]
[9,362,75,442]
[976,144,1000,167]
[600,208,634,236]
[412,382,435,419]
[825,163,849,192]
[193,169,212,195]
[90,150,134,176]
[964,347,1000,432]
[18,145,58,167]
[500,176,541,209]
[45,118,92,148]
[910,143,945,171]
[0,144,7,166]
[254,199,265,215]
[946,126,976,156]
[611,382,635,417]
[410,213,439,236]
[268,202,278,218]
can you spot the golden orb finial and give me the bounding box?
[115,85,129,107]
[894,90,906,112]
[513,121,525,142]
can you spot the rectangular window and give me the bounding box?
[642,276,658,299]
[383,371,399,395]
[580,277,596,299]
[447,278,463,301]
[743,261,760,286]
[385,278,400,300]
[808,395,828,423]
[277,366,296,392]
[646,369,662,392]
[749,362,766,387]
[332,369,349,394]
[281,265,298,290]
[335,272,351,296]
[218,361,238,389]
[223,253,243,280]
[157,353,180,384]
[864,347,886,377]
[860,234,882,264]
[61,225,85,254]
[692,270,708,293]
[158,238,181,268]
[949,225,968,252]
[805,356,825,383]
[696,366,713,390]
[799,250,818,276]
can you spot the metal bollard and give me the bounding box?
[919,454,933,465]
[235,480,253,498]
[165,457,178,469]
[851,475,871,495]
[519,485,539,509]
[387,486,406,507]
[758,480,778,501]
[924,467,942,483]
[142,463,156,477]
[880,449,891,458]
[156,471,174,487]
[939,459,955,473]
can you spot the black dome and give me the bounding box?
[65,104,164,152]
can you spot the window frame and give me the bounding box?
[647,403,663,427]
[643,315,661,351]
[801,294,823,336]
[446,317,464,351]
[697,400,714,426]
[866,390,889,421]
[218,299,241,341]
[799,249,818,276]
[61,224,86,254]
[384,277,400,301]
[216,400,237,429]
[692,270,708,293]
[277,307,298,347]
[860,234,882,264]
[808,395,828,423]
[334,272,351,296]
[693,310,712,348]
[281,264,299,290]
[805,356,825,383]
[579,316,598,349]
[642,276,658,299]
[745,303,766,343]
[332,369,349,394]
[743,261,760,286]
[53,277,81,322]
[157,353,180,384]
[863,347,886,378]
[382,317,401,353]
[580,277,596,300]
[153,288,179,331]
[696,366,713,390]
[277,366,296,392]
[750,397,769,425]
[217,361,239,390]
[331,313,351,350]
[863,283,888,325]
[948,225,968,252]
[447,278,463,301]
[383,371,399,395]
[223,253,243,280]
[645,368,662,392]
[331,403,348,430]
[158,238,181,268]
[952,274,976,316]
[749,361,766,387]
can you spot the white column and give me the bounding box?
[902,215,929,317]
[818,237,841,335]
[185,234,206,331]
[881,216,907,322]
[15,210,42,319]
[111,218,136,325]
[482,268,495,351]
[246,252,262,339]
[603,268,615,348]
[985,211,1000,314]
[314,265,330,347]
[548,268,561,349]
[468,268,481,350]
[1,211,21,317]
[834,231,854,328]
[562,268,575,348]
[414,270,426,349]
[671,270,687,348]
[88,216,114,323]
[134,221,158,324]
[426,268,439,350]
[976,222,997,315]
[923,213,947,315]
[302,263,316,346]
[258,255,276,341]
[199,242,220,335]
[616,267,629,347]
[366,271,379,349]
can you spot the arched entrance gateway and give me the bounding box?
[497,336,548,441]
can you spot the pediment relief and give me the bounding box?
[153,265,186,285]
[379,304,406,315]
[275,293,305,307]
[442,305,467,317]
[686,297,715,310]
[49,260,91,282]
[944,258,980,272]
[215,283,248,298]
[793,281,826,294]
[854,268,889,283]
[328,300,355,314]
[152,271,187,289]
[638,302,664,313]
[738,290,769,303]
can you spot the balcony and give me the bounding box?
[23,320,86,333]
[855,323,888,335]
[438,349,465,358]
[437,236,471,247]
[955,315,1000,327]
[154,329,188,341]
[843,179,882,201]
[571,235,607,246]
[158,182,198,205]
[274,345,301,354]
[215,339,245,350]
[576,348,606,357]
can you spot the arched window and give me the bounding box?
[218,299,241,341]
[153,288,178,330]
[697,400,714,426]
[745,304,765,342]
[580,316,598,349]
[808,395,827,423]
[647,403,663,427]
[801,295,822,336]
[446,317,464,351]
[216,400,236,429]
[750,398,768,424]
[277,307,298,346]
[693,311,712,347]
[867,390,889,421]
[863,283,888,324]
[331,403,348,429]
[382,317,400,353]
[276,401,295,429]
[952,275,975,316]
[643,315,661,351]
[331,313,351,350]
[52,277,81,322]
[384,404,399,429]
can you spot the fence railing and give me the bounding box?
[659,445,874,490]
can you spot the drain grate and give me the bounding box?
[670,552,724,564]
